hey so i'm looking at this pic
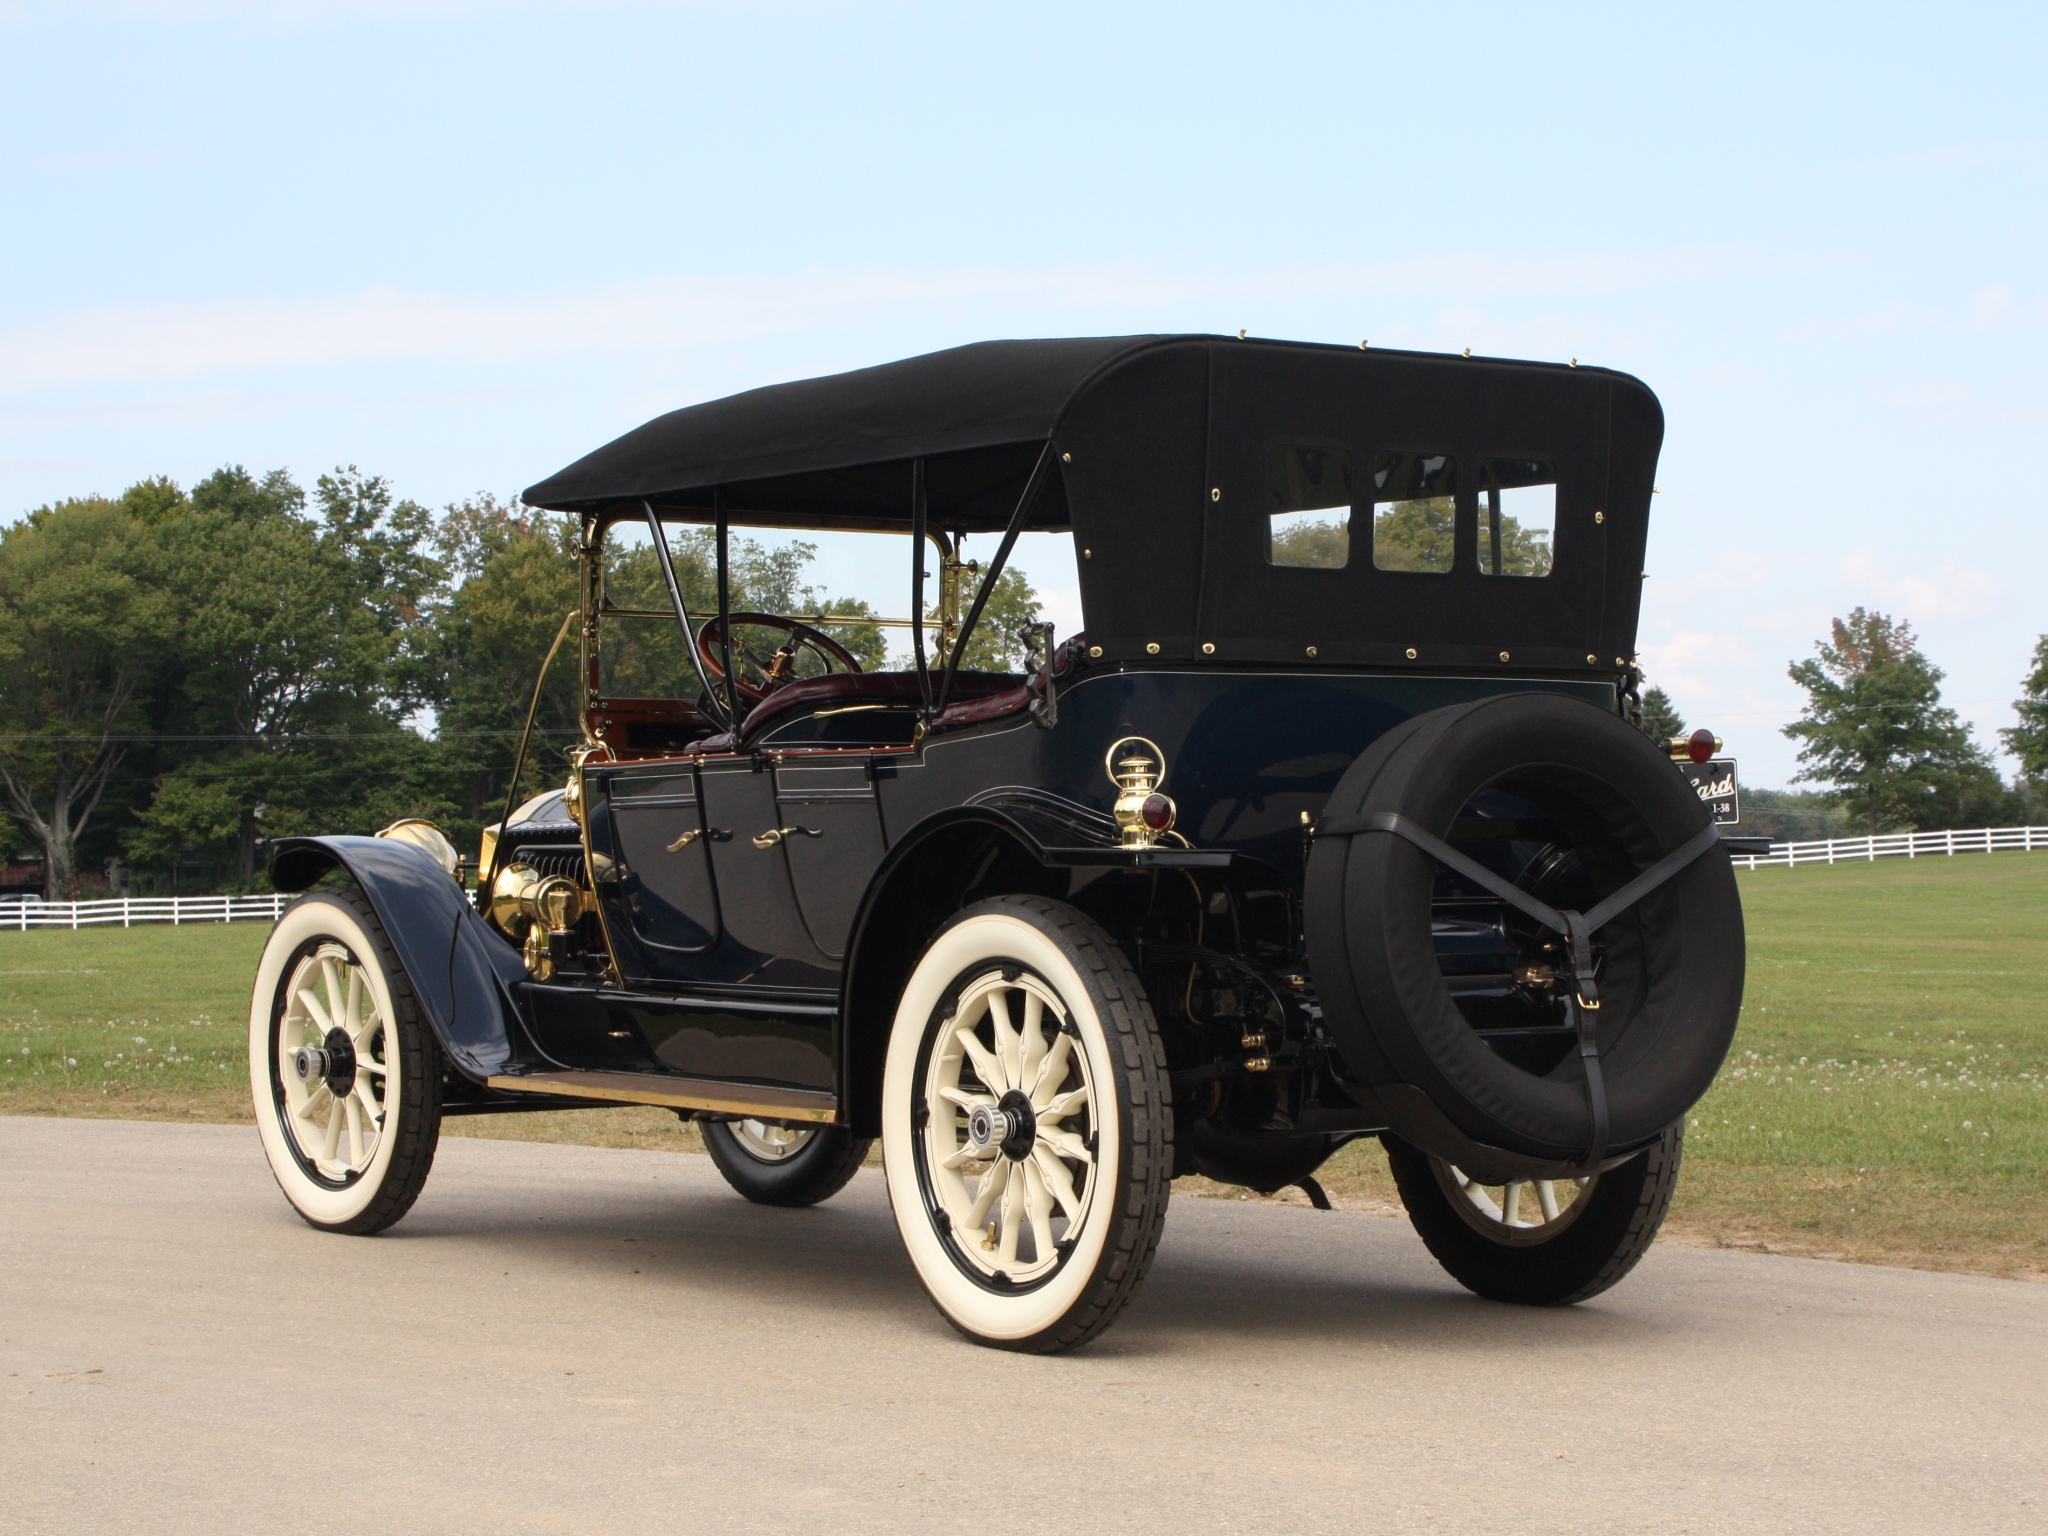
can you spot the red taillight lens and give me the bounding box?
[1688,728,1716,764]
[1140,793,1176,832]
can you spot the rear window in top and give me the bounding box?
[1266,444,1353,568]
[1477,458,1556,577]
[1372,451,1456,572]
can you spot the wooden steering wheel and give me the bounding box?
[696,612,864,705]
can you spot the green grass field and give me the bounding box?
[4,850,2043,1279]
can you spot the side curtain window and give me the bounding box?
[1371,451,1458,573]
[1476,459,1557,577]
[1265,444,1354,568]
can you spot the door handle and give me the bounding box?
[751,825,821,850]
[665,829,702,853]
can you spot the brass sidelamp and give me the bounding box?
[1105,736,1177,848]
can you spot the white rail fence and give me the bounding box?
[1731,825,2048,870]
[4,893,291,931]
[3,825,2044,927]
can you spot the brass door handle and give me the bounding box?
[665,829,702,853]
[752,825,820,850]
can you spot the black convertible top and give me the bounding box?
[526,334,1665,676]
[524,336,1166,524]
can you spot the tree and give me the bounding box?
[433,501,583,825]
[127,466,450,886]
[0,499,173,895]
[2000,635,2048,792]
[1784,608,2006,833]
[1367,497,1457,572]
[955,566,1043,671]
[1638,685,1685,742]
[1269,516,1351,569]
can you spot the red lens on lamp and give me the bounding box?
[1688,728,1715,764]
[1140,793,1176,831]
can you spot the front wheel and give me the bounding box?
[1386,1122,1683,1305]
[881,896,1172,1352]
[249,890,443,1235]
[700,1118,872,1206]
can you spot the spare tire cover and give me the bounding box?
[1305,693,1744,1164]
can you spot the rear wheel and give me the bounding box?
[249,890,442,1235]
[700,1118,872,1206]
[1386,1121,1683,1305]
[881,896,1172,1352]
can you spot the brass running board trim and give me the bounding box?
[486,1070,838,1124]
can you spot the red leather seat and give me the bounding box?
[730,669,1024,745]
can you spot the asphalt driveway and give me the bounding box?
[3,1116,2041,1534]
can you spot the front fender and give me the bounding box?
[269,835,529,1081]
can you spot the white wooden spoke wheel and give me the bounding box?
[728,1120,815,1162]
[250,892,441,1235]
[883,898,1170,1352]
[275,943,392,1181]
[1433,1159,1595,1247]
[919,965,1097,1285]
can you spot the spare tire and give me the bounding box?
[1305,693,1743,1177]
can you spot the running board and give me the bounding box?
[484,1070,838,1124]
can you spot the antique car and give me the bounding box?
[249,334,1749,1351]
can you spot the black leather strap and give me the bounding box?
[1562,909,1609,1169]
[1317,812,1719,1170]
[1316,812,1719,942]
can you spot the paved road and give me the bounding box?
[3,1117,2042,1535]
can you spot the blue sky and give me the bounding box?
[3,1,2043,787]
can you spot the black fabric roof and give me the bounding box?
[525,332,1666,674]
[523,335,1175,515]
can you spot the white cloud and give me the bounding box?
[1838,545,2013,626]
[0,247,1782,400]
[1968,285,2018,329]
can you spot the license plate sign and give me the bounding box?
[1677,758,1740,824]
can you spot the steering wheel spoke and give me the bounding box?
[696,611,864,705]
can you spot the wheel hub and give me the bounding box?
[966,1089,1040,1162]
[292,1026,357,1099]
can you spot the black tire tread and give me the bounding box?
[1386,1121,1683,1305]
[701,1120,874,1207]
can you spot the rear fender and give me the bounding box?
[837,809,1060,1138]
[834,807,1231,1137]
[268,835,529,1082]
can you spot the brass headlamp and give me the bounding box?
[489,863,585,980]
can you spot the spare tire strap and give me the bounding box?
[1317,813,1719,941]
[1317,813,1720,1168]
[1562,909,1609,1168]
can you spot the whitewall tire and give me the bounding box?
[249,890,443,1234]
[882,896,1171,1352]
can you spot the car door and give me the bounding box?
[694,756,840,991]
[771,756,889,960]
[595,765,721,976]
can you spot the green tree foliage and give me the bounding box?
[433,498,583,826]
[1999,635,2048,792]
[1785,608,2015,833]
[1268,499,1546,577]
[1638,685,1685,742]
[1737,786,1855,843]
[0,498,174,895]
[954,566,1043,672]
[1269,516,1350,569]
[1478,505,1551,577]
[1367,497,1456,572]
[126,466,451,885]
